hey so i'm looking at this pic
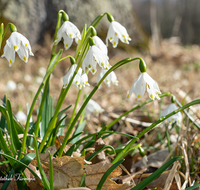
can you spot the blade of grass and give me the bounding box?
[130,156,182,190]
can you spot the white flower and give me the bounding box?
[97,68,119,87]
[160,103,182,125]
[126,72,161,101]
[82,46,110,74]
[92,36,108,57]
[1,32,34,66]
[53,21,81,50]
[106,21,131,48]
[85,99,104,119]
[63,64,90,89]
[16,111,27,124]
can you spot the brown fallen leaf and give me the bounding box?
[32,155,131,190]
[85,161,131,190]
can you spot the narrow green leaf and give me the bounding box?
[48,151,54,190]
[185,184,200,190]
[14,153,36,172]
[86,145,116,161]
[0,152,39,178]
[0,160,9,165]
[57,105,72,117]
[80,173,86,187]
[65,144,76,156]
[33,133,50,190]
[131,156,183,190]
[96,159,124,190]
[71,120,86,144]
[1,168,15,190]
[6,99,21,151]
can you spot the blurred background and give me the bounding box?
[0,0,199,117]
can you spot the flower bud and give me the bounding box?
[171,96,176,103]
[106,12,114,22]
[89,37,95,46]
[9,23,17,32]
[70,56,76,65]
[61,11,69,21]
[90,26,97,37]
[138,147,145,157]
[139,59,147,73]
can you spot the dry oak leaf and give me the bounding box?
[32,156,130,190]
[32,156,86,190]
[84,161,131,190]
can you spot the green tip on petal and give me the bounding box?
[90,26,97,36]
[139,59,147,73]
[106,12,115,22]
[61,10,69,21]
[9,23,17,32]
[70,56,76,65]
[171,96,176,103]
[89,37,95,46]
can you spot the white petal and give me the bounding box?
[63,64,77,88]
[63,35,73,50]
[17,46,29,63]
[2,44,15,66]
[92,36,108,56]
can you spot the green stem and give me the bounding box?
[70,89,82,124]
[113,99,200,163]
[175,98,200,130]
[57,57,142,156]
[38,68,78,151]
[34,80,49,137]
[51,11,62,58]
[20,82,44,158]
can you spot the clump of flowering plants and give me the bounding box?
[0,10,199,190]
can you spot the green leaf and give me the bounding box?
[86,145,116,161]
[48,151,54,190]
[57,105,72,117]
[130,156,183,190]
[185,184,200,190]
[1,168,15,190]
[0,152,39,178]
[33,133,50,190]
[6,99,21,151]
[14,153,36,172]
[71,120,86,144]
[96,159,124,190]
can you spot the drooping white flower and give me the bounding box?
[97,68,119,87]
[63,64,90,89]
[106,21,131,48]
[82,46,110,75]
[53,21,81,50]
[85,99,104,119]
[1,32,34,66]
[92,36,108,57]
[126,72,161,101]
[160,103,182,125]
